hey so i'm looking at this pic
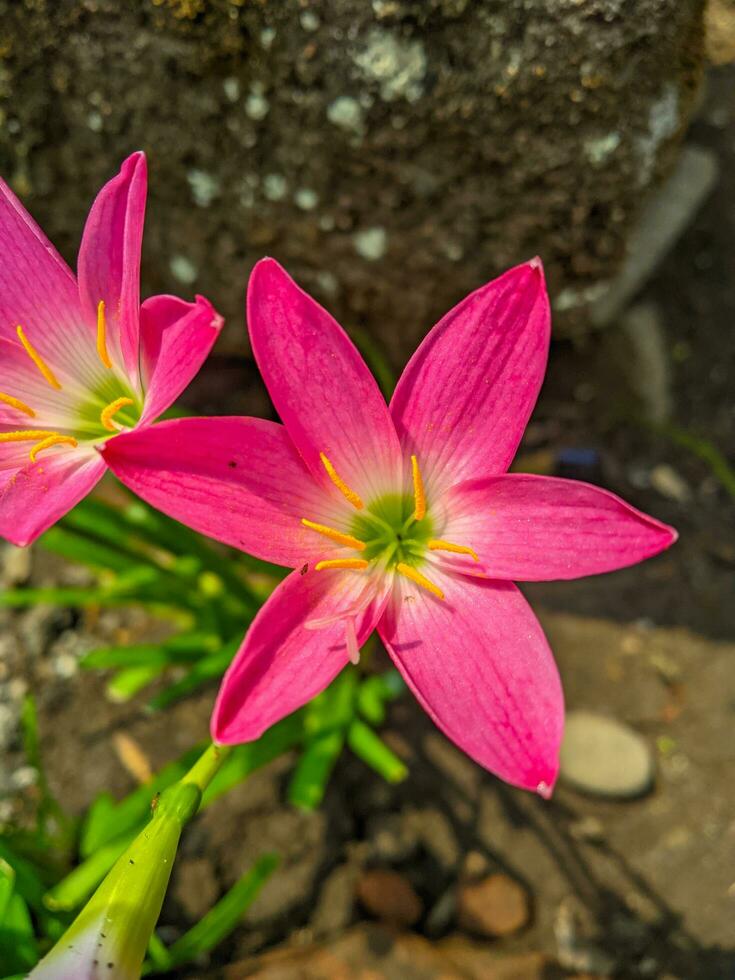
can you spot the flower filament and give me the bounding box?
[302,454,478,602]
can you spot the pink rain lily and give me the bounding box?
[0,152,222,546]
[103,258,677,795]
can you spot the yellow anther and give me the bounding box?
[411,454,426,521]
[396,562,444,600]
[428,539,480,562]
[29,434,78,463]
[320,452,364,510]
[301,518,366,551]
[0,429,57,444]
[100,396,134,432]
[96,300,113,369]
[0,392,35,418]
[315,558,370,572]
[16,325,61,390]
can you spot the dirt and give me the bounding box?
[1,52,734,980]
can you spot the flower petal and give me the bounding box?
[442,474,678,580]
[77,152,147,384]
[0,177,87,358]
[390,259,550,496]
[247,258,402,503]
[138,294,223,424]
[378,570,563,795]
[102,416,346,567]
[0,450,106,546]
[212,566,387,743]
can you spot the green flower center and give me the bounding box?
[73,374,143,441]
[350,492,434,568]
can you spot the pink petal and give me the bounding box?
[138,294,223,424]
[0,337,76,430]
[442,474,678,580]
[77,153,147,384]
[390,259,550,496]
[378,570,563,795]
[0,176,87,361]
[247,258,402,503]
[102,416,347,567]
[212,566,387,743]
[0,450,106,547]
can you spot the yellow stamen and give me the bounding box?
[320,452,364,510]
[100,396,134,432]
[0,392,35,418]
[301,518,366,551]
[411,454,426,521]
[96,300,112,369]
[16,325,61,390]
[29,434,78,462]
[396,562,444,600]
[315,558,369,572]
[0,429,57,444]
[428,539,480,562]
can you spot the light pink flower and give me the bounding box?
[103,258,676,795]
[0,152,222,545]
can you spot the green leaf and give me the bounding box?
[288,730,345,810]
[356,670,405,725]
[163,854,279,969]
[106,664,163,703]
[347,720,408,784]
[78,793,117,859]
[0,891,38,971]
[43,829,138,912]
[146,646,236,711]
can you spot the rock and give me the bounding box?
[440,938,558,980]
[616,303,673,424]
[706,0,735,65]
[559,710,655,799]
[310,863,358,936]
[650,463,692,503]
[457,873,530,938]
[0,1,706,370]
[356,868,424,926]
[171,856,220,922]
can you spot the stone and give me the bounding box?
[440,939,558,980]
[457,873,530,938]
[0,0,706,368]
[559,710,655,799]
[649,463,692,503]
[356,868,424,926]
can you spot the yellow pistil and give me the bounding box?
[320,452,364,510]
[0,392,35,418]
[96,299,113,369]
[16,325,61,390]
[29,434,78,462]
[100,396,135,432]
[396,562,444,600]
[314,558,369,572]
[428,539,480,562]
[411,454,426,521]
[301,518,366,551]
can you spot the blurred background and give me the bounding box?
[0,2,734,978]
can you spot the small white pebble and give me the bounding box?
[300,10,320,31]
[170,255,198,285]
[294,188,319,211]
[263,174,288,201]
[245,93,270,121]
[223,77,240,102]
[353,226,388,261]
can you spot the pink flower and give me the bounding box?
[0,152,222,545]
[103,258,676,795]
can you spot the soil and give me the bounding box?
[1,61,734,980]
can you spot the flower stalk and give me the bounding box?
[30,742,232,980]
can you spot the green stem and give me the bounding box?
[180,742,234,796]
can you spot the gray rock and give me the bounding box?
[560,710,655,799]
[0,0,706,364]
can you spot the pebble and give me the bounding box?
[650,463,692,503]
[560,711,654,799]
[356,868,423,927]
[457,873,530,937]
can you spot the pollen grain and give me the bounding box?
[428,539,480,562]
[96,300,113,369]
[411,454,426,521]
[396,561,444,600]
[301,518,366,551]
[0,392,35,418]
[16,326,61,390]
[314,558,369,572]
[320,452,364,509]
[100,397,135,432]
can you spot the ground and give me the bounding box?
[1,62,734,980]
